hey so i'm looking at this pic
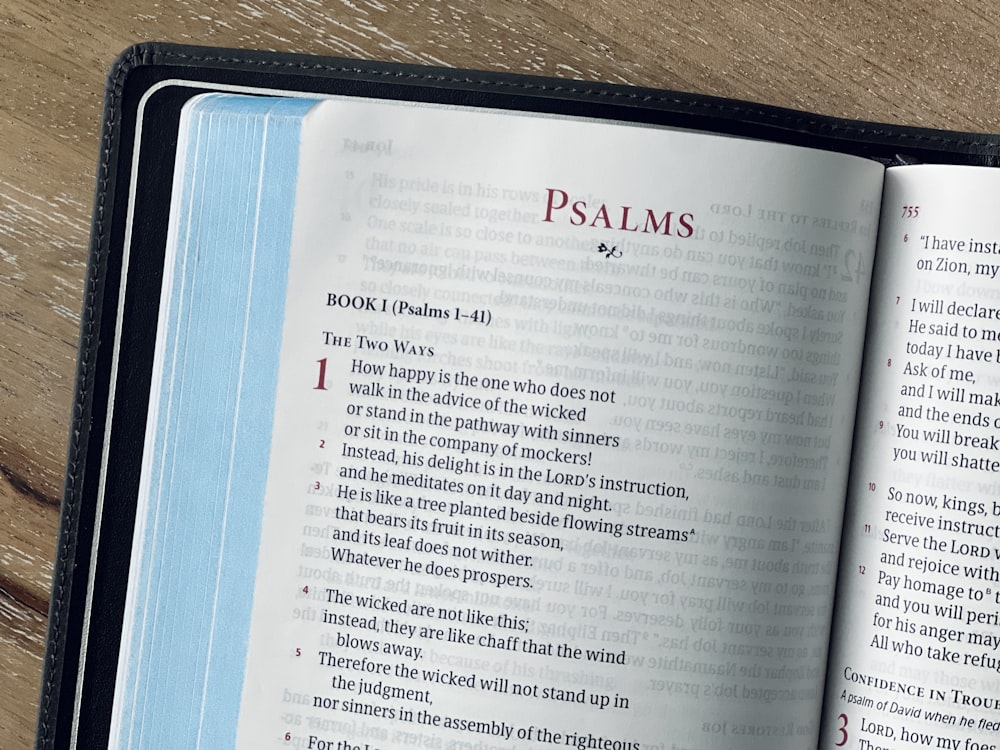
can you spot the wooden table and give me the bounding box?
[3,1,998,745]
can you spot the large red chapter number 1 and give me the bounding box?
[314,357,328,390]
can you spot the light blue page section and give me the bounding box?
[112,93,318,749]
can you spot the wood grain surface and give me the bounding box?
[3,1,999,745]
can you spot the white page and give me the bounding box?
[234,98,884,749]
[823,165,1000,749]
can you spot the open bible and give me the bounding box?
[36,44,1000,750]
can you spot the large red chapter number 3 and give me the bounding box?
[835,713,848,746]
